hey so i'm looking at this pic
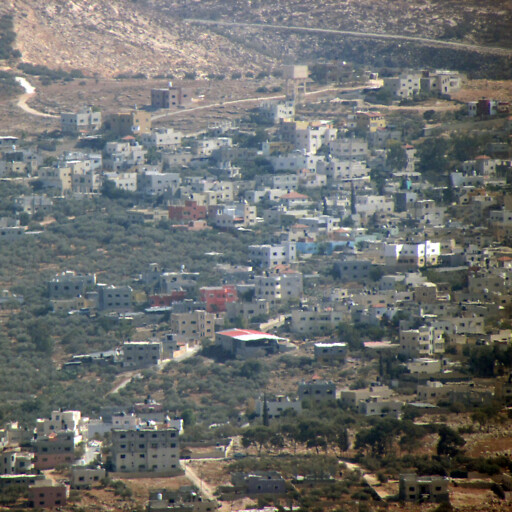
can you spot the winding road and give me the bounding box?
[15,76,58,118]
[185,18,512,57]
[151,85,357,121]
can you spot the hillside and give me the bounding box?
[166,0,512,48]
[1,0,511,78]
[1,0,274,78]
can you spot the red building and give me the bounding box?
[169,200,208,222]
[200,285,238,313]
[149,291,187,307]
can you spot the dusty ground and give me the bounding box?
[451,80,512,103]
[2,76,510,138]
[0,75,281,135]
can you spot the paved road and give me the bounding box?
[15,77,58,118]
[185,18,512,56]
[151,85,356,121]
[152,83,459,122]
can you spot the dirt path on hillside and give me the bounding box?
[15,77,58,118]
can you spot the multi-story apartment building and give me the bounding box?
[137,171,181,196]
[97,284,132,311]
[170,310,216,341]
[169,200,208,222]
[399,325,445,359]
[254,275,281,305]
[0,448,34,475]
[47,271,96,299]
[36,410,84,443]
[70,467,106,489]
[28,480,69,508]
[103,171,138,192]
[104,141,146,171]
[111,427,180,473]
[191,137,232,157]
[109,110,152,137]
[259,100,295,123]
[141,128,183,150]
[37,167,73,195]
[420,70,461,95]
[225,299,270,324]
[254,396,302,421]
[280,120,337,155]
[249,242,297,268]
[33,432,75,470]
[384,240,441,268]
[355,111,386,132]
[122,341,163,369]
[60,108,102,134]
[211,203,257,229]
[151,86,193,109]
[318,158,371,185]
[158,271,200,294]
[383,74,422,98]
[290,307,344,335]
[329,138,368,161]
[199,285,238,313]
[298,380,337,405]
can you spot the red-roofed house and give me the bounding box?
[462,156,496,176]
[279,191,310,208]
[356,111,386,132]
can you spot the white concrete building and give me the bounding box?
[254,395,302,420]
[328,138,368,161]
[399,326,445,359]
[103,172,138,192]
[383,73,421,98]
[290,307,344,335]
[249,242,297,268]
[259,100,295,123]
[61,108,102,134]
[138,171,181,196]
[141,128,183,150]
[384,240,441,267]
[111,427,180,473]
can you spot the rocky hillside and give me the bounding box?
[166,0,512,48]
[1,0,273,78]
[1,0,510,78]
